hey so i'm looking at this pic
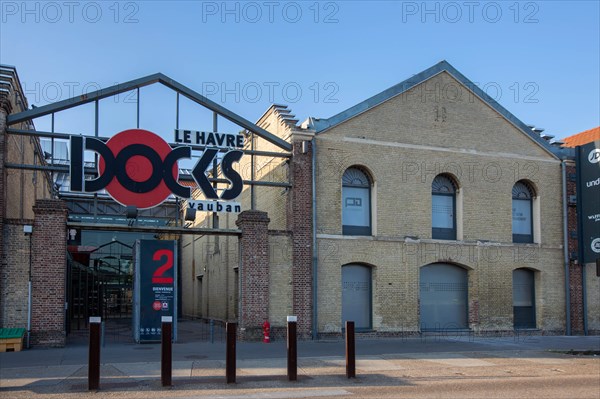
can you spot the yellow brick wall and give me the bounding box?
[314,72,565,334]
[5,128,52,221]
[322,72,550,158]
[268,234,293,328]
[181,71,569,335]
[317,240,565,333]
[586,263,600,332]
[180,232,239,321]
[186,106,290,232]
[180,106,293,321]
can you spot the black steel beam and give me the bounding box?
[66,221,241,236]
[7,73,293,151]
[157,75,292,151]
[7,128,93,140]
[4,162,291,188]
[7,128,292,158]
[8,74,163,125]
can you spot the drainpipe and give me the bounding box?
[27,279,32,348]
[561,160,571,335]
[574,150,589,336]
[311,137,318,340]
[26,226,33,348]
[238,239,243,329]
[582,264,588,335]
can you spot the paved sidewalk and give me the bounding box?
[1,330,599,398]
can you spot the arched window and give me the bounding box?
[342,167,371,235]
[432,174,457,240]
[512,181,534,243]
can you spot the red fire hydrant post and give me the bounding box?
[262,320,271,343]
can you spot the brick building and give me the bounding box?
[181,61,599,338]
[561,127,600,335]
[0,65,57,345]
[0,67,295,346]
[1,61,597,348]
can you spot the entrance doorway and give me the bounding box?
[513,268,536,329]
[420,263,468,331]
[342,264,372,330]
[67,240,133,334]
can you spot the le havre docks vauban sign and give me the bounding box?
[69,128,245,212]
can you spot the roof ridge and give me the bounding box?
[307,60,558,159]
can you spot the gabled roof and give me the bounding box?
[305,60,558,158]
[562,126,600,148]
[6,72,292,151]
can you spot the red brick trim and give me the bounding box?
[31,199,68,346]
[288,139,313,338]
[236,210,270,340]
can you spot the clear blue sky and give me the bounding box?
[1,1,599,141]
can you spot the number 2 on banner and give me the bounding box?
[152,249,174,284]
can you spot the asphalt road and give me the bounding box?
[2,327,599,399]
[2,348,599,398]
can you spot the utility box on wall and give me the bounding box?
[133,240,178,343]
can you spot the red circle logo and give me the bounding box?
[152,301,162,311]
[98,129,177,209]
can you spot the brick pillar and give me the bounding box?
[31,199,68,346]
[288,135,314,339]
[566,163,585,334]
[0,96,12,283]
[0,97,12,329]
[236,210,270,340]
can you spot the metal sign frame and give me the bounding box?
[5,73,293,235]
